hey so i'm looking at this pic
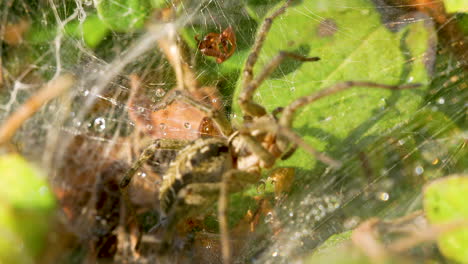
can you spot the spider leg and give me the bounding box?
[238,133,276,167]
[240,51,319,117]
[117,138,188,258]
[218,169,259,264]
[239,0,320,117]
[242,0,292,87]
[155,181,223,256]
[157,170,257,263]
[153,89,233,137]
[279,81,421,128]
[280,144,297,160]
[277,125,342,168]
[157,26,185,90]
[119,138,189,188]
[269,82,419,167]
[243,119,342,168]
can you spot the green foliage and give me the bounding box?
[0,205,34,264]
[0,155,55,209]
[459,14,468,34]
[65,14,110,48]
[0,154,56,263]
[424,175,468,263]
[96,0,151,32]
[314,231,352,252]
[232,0,433,171]
[304,235,371,264]
[443,0,468,13]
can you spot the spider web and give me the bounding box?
[0,0,466,263]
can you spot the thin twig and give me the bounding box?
[219,171,231,264]
[0,74,75,146]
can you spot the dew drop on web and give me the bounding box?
[93,117,106,132]
[264,212,274,224]
[155,88,166,98]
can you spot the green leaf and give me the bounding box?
[0,154,56,258]
[424,175,468,263]
[458,13,468,35]
[315,231,352,253]
[25,25,56,44]
[303,231,370,264]
[149,0,169,8]
[443,0,468,13]
[0,154,55,209]
[0,205,33,264]
[80,15,110,48]
[232,0,433,170]
[65,14,110,48]
[96,0,151,32]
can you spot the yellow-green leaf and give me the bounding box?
[424,175,468,263]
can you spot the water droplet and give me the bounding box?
[437,97,445,104]
[212,98,217,103]
[343,216,360,229]
[146,124,153,131]
[415,165,424,175]
[376,192,390,201]
[380,98,387,110]
[138,107,145,113]
[155,88,166,98]
[139,172,147,178]
[264,212,274,223]
[73,119,82,127]
[290,86,296,92]
[38,186,48,196]
[83,90,90,96]
[184,122,191,129]
[93,117,106,132]
[159,123,166,130]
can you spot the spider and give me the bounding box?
[195,26,236,63]
[119,0,420,262]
